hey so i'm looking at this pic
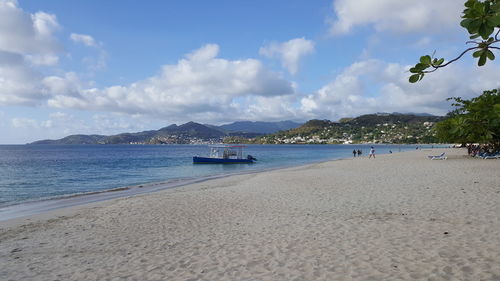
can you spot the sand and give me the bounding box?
[0,148,499,281]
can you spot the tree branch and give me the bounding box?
[421,40,500,73]
[422,47,480,73]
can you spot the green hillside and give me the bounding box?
[229,114,444,144]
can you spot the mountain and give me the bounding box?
[244,114,444,144]
[31,134,108,145]
[29,115,443,145]
[219,120,302,134]
[30,120,299,145]
[159,122,226,139]
[30,122,227,145]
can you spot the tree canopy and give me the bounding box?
[409,0,500,83]
[435,89,500,149]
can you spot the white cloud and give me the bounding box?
[301,59,500,120]
[49,111,68,119]
[70,33,98,48]
[42,72,84,97]
[260,38,315,74]
[0,0,66,105]
[7,112,90,142]
[70,33,107,72]
[239,94,302,121]
[47,44,296,123]
[0,51,48,105]
[24,53,59,66]
[0,0,61,60]
[91,113,151,134]
[329,0,463,35]
[11,117,39,128]
[0,1,103,106]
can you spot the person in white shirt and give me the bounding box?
[369,147,375,158]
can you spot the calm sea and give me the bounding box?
[0,144,442,210]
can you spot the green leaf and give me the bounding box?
[436,58,444,65]
[420,55,432,64]
[469,4,484,17]
[488,15,500,26]
[460,18,473,28]
[478,52,487,66]
[481,24,495,39]
[470,18,483,29]
[466,19,482,34]
[409,74,420,83]
[473,50,483,58]
[479,23,489,39]
[415,63,428,71]
[486,49,495,60]
[469,34,481,39]
[486,24,495,36]
[464,0,475,8]
[473,1,484,11]
[409,67,420,73]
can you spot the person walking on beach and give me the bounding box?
[353,149,357,157]
[357,149,362,156]
[369,146,375,158]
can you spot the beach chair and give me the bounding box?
[428,152,447,160]
[482,152,500,159]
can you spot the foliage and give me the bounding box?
[409,0,500,83]
[435,89,500,148]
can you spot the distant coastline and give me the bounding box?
[28,113,443,145]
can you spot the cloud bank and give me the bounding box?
[47,44,297,122]
[329,0,464,35]
[301,60,500,120]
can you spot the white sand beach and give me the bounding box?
[1,148,499,281]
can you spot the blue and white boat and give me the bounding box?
[193,145,257,164]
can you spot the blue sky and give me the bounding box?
[1,0,499,144]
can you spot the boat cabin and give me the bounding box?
[210,145,245,159]
[193,145,256,164]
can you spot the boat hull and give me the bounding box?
[193,156,254,164]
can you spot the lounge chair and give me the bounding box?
[481,152,500,159]
[428,152,447,160]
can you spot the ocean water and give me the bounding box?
[0,144,442,209]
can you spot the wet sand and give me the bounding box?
[1,148,499,280]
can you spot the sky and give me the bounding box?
[1,0,499,144]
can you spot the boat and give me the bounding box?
[193,145,257,164]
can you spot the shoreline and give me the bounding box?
[2,148,498,280]
[0,146,423,224]
[0,155,343,225]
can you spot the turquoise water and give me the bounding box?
[0,144,441,208]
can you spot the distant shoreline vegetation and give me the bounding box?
[29,113,444,145]
[226,114,443,145]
